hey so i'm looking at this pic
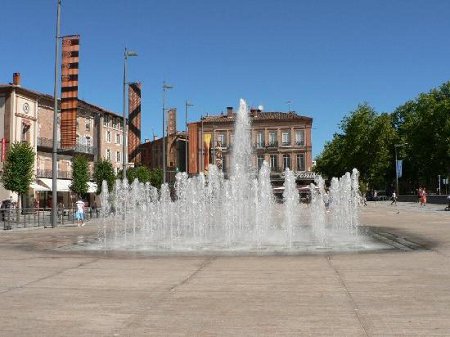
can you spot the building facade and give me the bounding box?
[188,106,313,180]
[0,73,126,208]
[140,108,187,183]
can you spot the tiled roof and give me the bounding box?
[0,83,121,117]
[200,111,312,123]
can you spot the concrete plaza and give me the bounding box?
[0,201,449,336]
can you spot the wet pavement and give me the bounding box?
[0,201,449,336]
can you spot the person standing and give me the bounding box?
[391,191,397,205]
[75,198,85,227]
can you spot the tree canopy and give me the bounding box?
[315,81,450,193]
[70,155,89,197]
[93,159,115,194]
[1,142,35,206]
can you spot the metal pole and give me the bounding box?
[185,101,188,173]
[201,117,204,172]
[185,101,193,174]
[162,82,173,184]
[122,48,127,180]
[395,145,399,196]
[162,83,166,184]
[51,0,61,228]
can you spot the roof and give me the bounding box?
[199,111,313,124]
[0,83,121,117]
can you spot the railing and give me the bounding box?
[37,137,94,155]
[2,207,102,230]
[36,168,72,179]
[254,142,265,149]
[295,141,305,146]
[267,141,278,148]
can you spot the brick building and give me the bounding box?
[188,106,313,181]
[140,108,187,183]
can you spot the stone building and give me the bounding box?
[0,73,126,208]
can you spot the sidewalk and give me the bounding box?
[0,203,449,336]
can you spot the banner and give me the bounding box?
[60,35,80,148]
[396,160,403,178]
[203,134,211,172]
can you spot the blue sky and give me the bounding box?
[2,0,450,157]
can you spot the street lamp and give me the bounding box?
[185,101,193,173]
[162,82,173,184]
[122,48,138,181]
[395,143,408,196]
[51,0,62,228]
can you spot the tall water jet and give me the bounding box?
[93,99,379,254]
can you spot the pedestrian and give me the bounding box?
[420,188,427,206]
[390,191,397,205]
[75,198,85,227]
[417,187,422,204]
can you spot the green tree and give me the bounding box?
[315,103,397,190]
[393,82,450,191]
[1,142,35,208]
[70,155,89,197]
[126,166,151,184]
[149,168,163,188]
[93,159,115,194]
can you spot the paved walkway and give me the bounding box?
[0,202,449,336]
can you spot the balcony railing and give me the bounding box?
[37,137,94,155]
[267,141,278,148]
[295,141,305,146]
[36,168,72,179]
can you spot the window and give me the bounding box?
[297,153,305,171]
[270,154,278,170]
[116,133,121,144]
[106,130,111,143]
[112,118,118,129]
[283,154,291,170]
[21,122,31,143]
[216,133,225,147]
[106,149,111,160]
[85,119,91,131]
[256,131,264,148]
[103,115,110,127]
[116,151,121,163]
[268,131,277,146]
[86,136,91,147]
[257,155,265,170]
[281,131,290,146]
[295,129,305,146]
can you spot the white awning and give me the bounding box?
[30,180,51,192]
[38,179,97,193]
[38,178,71,192]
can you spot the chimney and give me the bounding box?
[12,73,21,86]
[168,108,177,136]
[144,138,150,143]
[226,106,233,117]
[250,108,257,117]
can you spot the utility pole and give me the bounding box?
[185,101,193,174]
[51,0,61,228]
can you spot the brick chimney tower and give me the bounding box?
[12,73,21,86]
[168,108,177,136]
[128,82,142,164]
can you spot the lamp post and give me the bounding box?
[185,101,193,173]
[122,48,138,181]
[395,143,408,196]
[51,0,61,228]
[162,82,173,184]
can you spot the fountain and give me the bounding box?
[91,99,387,254]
